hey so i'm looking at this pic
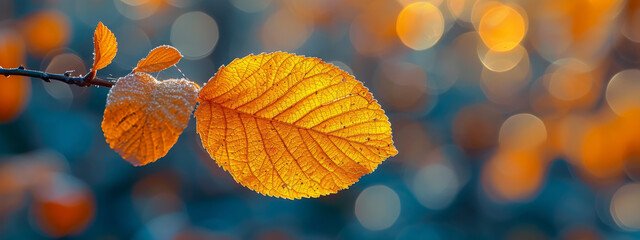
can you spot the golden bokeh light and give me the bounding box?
[397,0,443,7]
[43,53,87,108]
[617,110,640,156]
[478,43,525,72]
[478,4,527,52]
[171,11,219,60]
[30,174,95,238]
[0,161,28,218]
[530,0,622,65]
[396,2,444,51]
[611,183,640,231]
[622,0,640,43]
[350,0,402,56]
[606,69,640,116]
[0,151,69,223]
[45,53,87,76]
[528,0,572,63]
[469,0,501,29]
[580,122,627,179]
[530,69,604,115]
[283,0,340,25]
[22,10,71,57]
[480,48,530,104]
[447,0,474,22]
[551,115,591,165]
[569,0,624,41]
[114,0,168,20]
[482,149,545,202]
[260,8,313,52]
[499,113,547,151]
[544,59,593,101]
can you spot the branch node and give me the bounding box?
[0,67,113,88]
[42,74,51,82]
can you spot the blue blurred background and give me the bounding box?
[1,0,640,239]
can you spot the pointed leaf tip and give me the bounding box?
[132,45,183,73]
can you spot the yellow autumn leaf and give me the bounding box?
[132,45,183,73]
[102,73,199,166]
[92,22,117,71]
[195,52,397,199]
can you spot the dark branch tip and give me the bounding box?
[0,67,112,88]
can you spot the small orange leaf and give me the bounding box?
[132,45,183,73]
[195,52,397,199]
[92,22,117,72]
[102,73,199,166]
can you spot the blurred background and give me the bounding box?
[1,0,640,239]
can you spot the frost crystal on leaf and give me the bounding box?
[102,73,200,166]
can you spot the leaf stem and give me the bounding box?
[0,66,115,88]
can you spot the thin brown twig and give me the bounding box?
[0,66,115,88]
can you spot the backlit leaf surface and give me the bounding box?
[102,73,199,166]
[196,52,397,199]
[92,22,117,71]
[132,45,183,73]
